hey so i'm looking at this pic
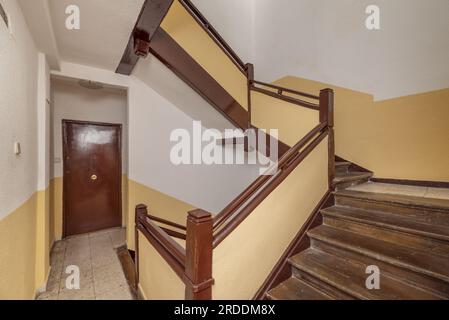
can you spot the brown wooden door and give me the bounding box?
[62,120,122,237]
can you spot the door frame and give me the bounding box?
[62,119,123,238]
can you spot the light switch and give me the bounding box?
[14,142,21,155]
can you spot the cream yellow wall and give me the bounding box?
[50,175,129,241]
[274,76,449,182]
[138,231,185,300]
[251,91,320,147]
[126,179,196,251]
[0,195,38,300]
[50,177,63,241]
[212,138,328,299]
[161,0,248,110]
[35,188,51,291]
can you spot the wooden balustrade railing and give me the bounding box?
[133,0,335,301]
[135,87,334,299]
[250,80,321,111]
[135,205,214,300]
[179,0,247,75]
[146,214,187,240]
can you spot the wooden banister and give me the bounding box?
[147,214,187,231]
[246,63,254,126]
[116,0,175,75]
[213,122,327,231]
[128,0,337,301]
[135,204,187,281]
[319,88,335,188]
[184,209,214,300]
[179,0,247,74]
[252,80,320,101]
[251,86,320,111]
[213,129,329,248]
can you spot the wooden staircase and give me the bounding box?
[267,161,449,300]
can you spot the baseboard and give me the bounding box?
[137,283,147,300]
[253,190,334,300]
[34,266,52,298]
[370,178,449,189]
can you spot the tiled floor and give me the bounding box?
[37,228,135,300]
[348,182,449,200]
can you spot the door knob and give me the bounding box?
[91,174,98,181]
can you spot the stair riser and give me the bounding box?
[323,216,449,257]
[310,239,449,298]
[291,270,354,300]
[290,255,434,300]
[310,232,449,283]
[334,178,370,191]
[335,196,449,226]
[336,165,350,174]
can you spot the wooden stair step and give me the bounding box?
[267,277,333,300]
[289,248,442,300]
[322,207,449,258]
[335,190,449,225]
[314,239,449,298]
[321,205,449,243]
[333,172,373,190]
[308,225,449,283]
[335,190,449,212]
[335,161,351,173]
[335,161,351,167]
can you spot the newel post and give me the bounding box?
[184,209,214,300]
[245,63,254,128]
[320,88,335,189]
[134,204,147,291]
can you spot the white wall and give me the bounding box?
[51,61,261,214]
[191,0,255,64]
[190,0,449,100]
[133,53,232,131]
[50,78,128,178]
[37,53,51,191]
[253,0,449,100]
[130,57,261,214]
[0,0,40,219]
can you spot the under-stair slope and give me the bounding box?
[268,160,449,300]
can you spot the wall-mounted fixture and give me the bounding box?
[78,79,104,90]
[14,142,21,156]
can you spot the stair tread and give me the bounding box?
[289,248,442,300]
[308,225,449,283]
[333,172,373,183]
[267,277,333,300]
[335,190,449,212]
[335,161,351,167]
[321,205,449,241]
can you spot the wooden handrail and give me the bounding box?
[250,86,320,110]
[135,205,186,280]
[179,0,247,75]
[213,128,329,248]
[213,122,327,231]
[147,214,187,231]
[135,205,214,300]
[213,88,334,245]
[252,80,320,101]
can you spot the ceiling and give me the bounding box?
[48,0,144,71]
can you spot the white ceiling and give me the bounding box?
[48,0,144,71]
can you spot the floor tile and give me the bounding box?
[37,227,134,301]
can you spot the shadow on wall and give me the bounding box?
[274,76,449,183]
